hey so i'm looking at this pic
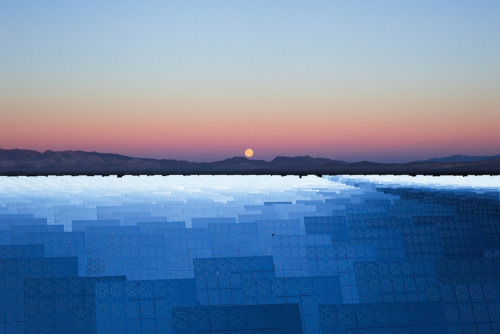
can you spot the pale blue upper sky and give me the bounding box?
[3,1,499,95]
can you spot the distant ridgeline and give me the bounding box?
[1,149,500,175]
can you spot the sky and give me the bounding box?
[1,1,499,162]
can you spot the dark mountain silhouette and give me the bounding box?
[198,157,270,172]
[270,156,347,169]
[0,149,499,175]
[420,154,500,163]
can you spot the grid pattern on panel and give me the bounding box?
[95,279,198,334]
[137,221,185,233]
[0,217,47,231]
[24,232,86,275]
[256,219,302,255]
[435,259,500,284]
[238,213,281,224]
[241,276,342,334]
[347,213,390,229]
[479,217,500,249]
[24,232,85,257]
[437,217,486,258]
[348,227,406,260]
[0,257,78,334]
[71,220,120,232]
[24,276,126,334]
[191,218,236,228]
[483,249,500,259]
[425,282,499,334]
[413,215,454,226]
[304,216,350,242]
[365,217,413,228]
[162,228,211,279]
[318,301,448,334]
[402,225,443,260]
[0,245,44,259]
[10,225,64,244]
[208,223,260,258]
[0,230,11,245]
[193,257,275,306]
[171,304,303,334]
[346,204,388,215]
[306,245,376,303]
[272,235,331,278]
[86,227,167,280]
[354,261,438,304]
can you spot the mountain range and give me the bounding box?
[0,149,499,175]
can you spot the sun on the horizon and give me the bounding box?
[245,149,254,157]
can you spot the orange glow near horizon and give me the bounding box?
[1,74,500,162]
[1,97,499,162]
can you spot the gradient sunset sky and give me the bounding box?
[1,1,499,162]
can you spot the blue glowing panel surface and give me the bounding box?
[193,256,275,306]
[354,260,438,303]
[0,245,44,259]
[425,282,499,333]
[241,276,342,333]
[306,244,376,303]
[0,175,498,333]
[172,304,303,334]
[272,234,332,277]
[318,301,448,333]
[208,223,260,257]
[95,279,197,334]
[0,257,78,333]
[25,276,126,334]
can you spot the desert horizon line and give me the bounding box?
[2,147,500,165]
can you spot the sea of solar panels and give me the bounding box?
[0,175,499,333]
